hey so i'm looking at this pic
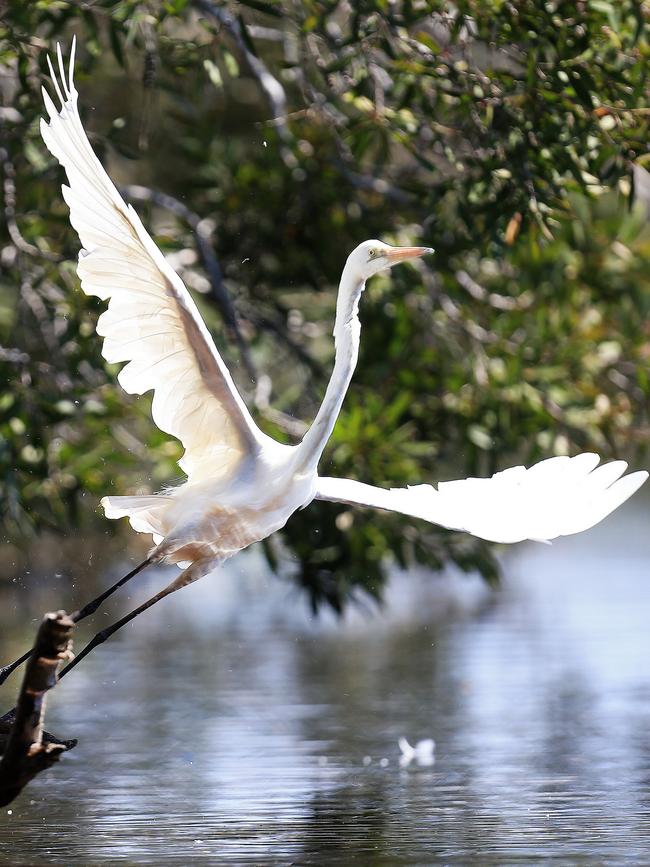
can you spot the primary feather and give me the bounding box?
[40,39,265,481]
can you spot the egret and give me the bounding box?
[1,41,646,683]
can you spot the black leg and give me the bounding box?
[69,556,154,623]
[0,650,33,688]
[0,556,153,687]
[58,570,194,681]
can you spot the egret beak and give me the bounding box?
[385,246,434,264]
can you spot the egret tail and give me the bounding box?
[101,495,172,542]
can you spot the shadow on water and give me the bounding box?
[1,496,649,864]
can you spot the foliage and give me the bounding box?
[1,0,649,611]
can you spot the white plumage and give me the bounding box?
[41,40,647,592]
[41,40,266,483]
[316,454,645,544]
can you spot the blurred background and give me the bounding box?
[1,1,650,862]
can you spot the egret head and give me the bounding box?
[346,239,434,281]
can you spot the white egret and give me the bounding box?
[1,41,645,682]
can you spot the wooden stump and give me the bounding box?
[0,611,77,807]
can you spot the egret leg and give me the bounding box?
[58,567,200,682]
[0,649,33,688]
[0,556,154,687]
[69,556,155,623]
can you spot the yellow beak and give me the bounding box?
[385,246,434,264]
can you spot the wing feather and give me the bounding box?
[42,40,265,478]
[316,454,648,543]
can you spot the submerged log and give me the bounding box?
[0,611,77,807]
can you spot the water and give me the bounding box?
[1,499,649,864]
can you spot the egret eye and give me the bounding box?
[368,248,377,260]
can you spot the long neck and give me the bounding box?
[294,269,364,475]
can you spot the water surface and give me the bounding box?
[1,500,649,864]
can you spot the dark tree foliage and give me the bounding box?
[1,0,649,612]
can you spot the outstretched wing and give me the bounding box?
[41,40,266,479]
[316,454,647,543]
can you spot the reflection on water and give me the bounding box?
[1,499,649,865]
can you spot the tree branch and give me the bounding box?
[195,0,293,154]
[240,301,324,379]
[456,269,533,311]
[1,147,61,263]
[0,611,77,807]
